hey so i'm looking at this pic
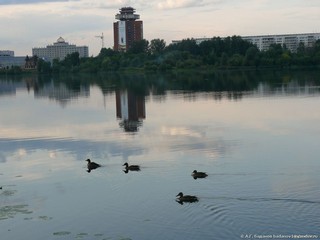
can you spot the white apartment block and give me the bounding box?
[32,37,89,62]
[242,33,320,52]
[172,33,320,53]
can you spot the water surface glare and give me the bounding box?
[1,71,320,240]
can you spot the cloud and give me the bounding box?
[0,0,75,5]
[0,137,144,163]
[0,0,319,56]
[0,0,111,55]
[157,0,215,10]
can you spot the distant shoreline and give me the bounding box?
[1,65,319,76]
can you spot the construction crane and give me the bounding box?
[95,33,105,49]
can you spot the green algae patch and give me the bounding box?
[0,205,32,220]
[53,231,71,236]
[75,232,89,239]
[38,215,53,221]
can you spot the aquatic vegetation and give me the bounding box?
[75,232,89,239]
[0,205,32,220]
[38,215,53,221]
[53,231,71,236]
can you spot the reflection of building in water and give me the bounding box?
[116,90,146,132]
[0,82,18,96]
[35,81,90,107]
[0,77,37,96]
[0,78,89,103]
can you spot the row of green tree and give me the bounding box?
[37,36,320,73]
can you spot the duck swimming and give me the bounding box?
[122,162,140,171]
[192,170,208,179]
[176,192,198,204]
[86,159,101,172]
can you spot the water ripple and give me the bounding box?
[202,196,320,205]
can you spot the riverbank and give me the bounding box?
[1,64,319,77]
[0,67,37,75]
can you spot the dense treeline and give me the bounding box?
[35,36,320,73]
[0,66,24,75]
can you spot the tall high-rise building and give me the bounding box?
[113,7,143,51]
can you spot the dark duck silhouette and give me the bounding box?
[122,162,140,173]
[86,159,101,172]
[192,170,208,179]
[176,192,198,204]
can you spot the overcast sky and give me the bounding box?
[0,0,319,56]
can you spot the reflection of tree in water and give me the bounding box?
[1,69,320,103]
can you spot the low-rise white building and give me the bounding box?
[172,33,320,53]
[242,33,320,52]
[32,37,89,62]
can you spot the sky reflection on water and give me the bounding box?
[1,70,320,240]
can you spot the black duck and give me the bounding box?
[176,192,198,204]
[122,162,140,171]
[192,170,208,179]
[86,159,101,172]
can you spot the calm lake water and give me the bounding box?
[1,70,320,240]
